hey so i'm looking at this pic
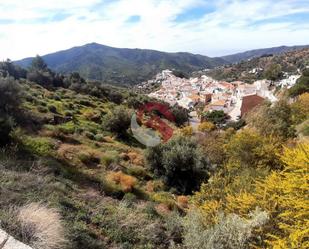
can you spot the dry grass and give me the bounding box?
[127,152,144,166]
[107,171,137,192]
[18,203,67,249]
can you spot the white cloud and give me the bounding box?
[0,0,308,60]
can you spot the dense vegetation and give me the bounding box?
[0,55,308,249]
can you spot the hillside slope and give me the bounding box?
[208,48,309,82]
[15,43,225,85]
[221,45,309,64]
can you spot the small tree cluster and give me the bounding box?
[0,59,27,79]
[27,55,65,88]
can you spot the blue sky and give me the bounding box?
[0,0,309,60]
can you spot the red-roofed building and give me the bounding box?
[240,94,265,117]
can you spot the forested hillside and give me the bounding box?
[15,43,225,86]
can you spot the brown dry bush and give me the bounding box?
[107,171,137,192]
[177,196,189,209]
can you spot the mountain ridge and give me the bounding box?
[15,43,309,85]
[15,43,226,85]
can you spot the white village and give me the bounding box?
[139,69,301,126]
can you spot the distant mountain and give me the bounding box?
[15,43,226,85]
[221,45,309,64]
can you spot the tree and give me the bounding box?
[0,77,23,113]
[27,56,60,88]
[103,106,132,137]
[0,59,27,79]
[0,115,14,146]
[0,77,23,145]
[145,136,211,194]
[171,104,189,127]
[27,70,54,88]
[202,111,228,125]
[30,55,48,71]
[264,63,282,81]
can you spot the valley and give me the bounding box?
[0,46,308,249]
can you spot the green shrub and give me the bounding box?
[84,131,95,140]
[94,134,105,142]
[25,94,34,102]
[39,100,47,106]
[64,111,73,117]
[202,110,228,125]
[78,151,100,165]
[101,151,119,166]
[48,105,57,113]
[57,121,75,134]
[171,104,189,126]
[146,136,211,194]
[299,122,309,136]
[126,165,148,178]
[20,135,55,156]
[102,106,132,137]
[0,77,23,113]
[79,99,93,107]
[151,192,175,209]
[53,94,61,101]
[0,115,14,146]
[122,192,137,205]
[37,106,48,113]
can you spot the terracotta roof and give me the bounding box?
[241,94,265,117]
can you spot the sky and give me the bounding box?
[0,0,309,60]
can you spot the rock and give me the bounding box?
[0,229,32,249]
